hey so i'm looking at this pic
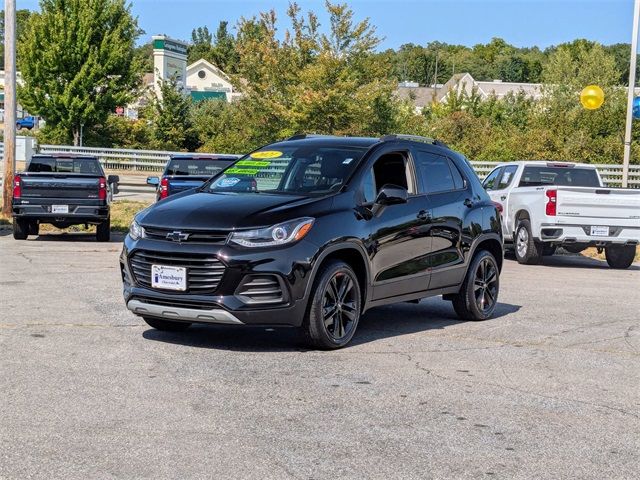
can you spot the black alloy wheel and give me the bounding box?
[322,271,358,341]
[451,250,500,321]
[303,260,362,349]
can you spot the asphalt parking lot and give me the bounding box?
[0,232,638,479]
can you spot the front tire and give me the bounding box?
[302,260,362,349]
[96,217,110,242]
[452,250,500,321]
[13,218,29,240]
[605,245,636,269]
[143,317,192,332]
[514,219,542,265]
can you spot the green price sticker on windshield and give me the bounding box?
[226,167,259,175]
[236,160,271,167]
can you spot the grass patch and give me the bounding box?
[110,200,152,232]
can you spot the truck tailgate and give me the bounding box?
[557,187,640,222]
[20,174,102,200]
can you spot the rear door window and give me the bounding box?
[414,150,461,194]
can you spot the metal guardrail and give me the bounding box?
[1,143,639,187]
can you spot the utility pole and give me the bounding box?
[2,0,17,217]
[623,0,640,188]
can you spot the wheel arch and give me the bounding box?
[467,233,504,273]
[304,242,371,307]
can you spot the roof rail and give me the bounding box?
[381,134,449,149]
[285,133,337,141]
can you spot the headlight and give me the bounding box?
[228,217,314,248]
[129,219,145,240]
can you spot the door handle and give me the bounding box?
[500,195,507,201]
[463,198,474,208]
[417,210,431,221]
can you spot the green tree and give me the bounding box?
[0,9,33,65]
[18,0,141,145]
[151,76,197,151]
[212,21,238,72]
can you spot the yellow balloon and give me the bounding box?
[580,85,605,110]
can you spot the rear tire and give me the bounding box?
[452,250,500,321]
[96,217,110,242]
[28,220,39,236]
[302,260,362,350]
[605,245,636,269]
[143,317,192,332]
[514,219,542,265]
[12,218,29,240]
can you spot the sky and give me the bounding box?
[17,0,637,50]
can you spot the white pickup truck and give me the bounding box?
[482,161,640,269]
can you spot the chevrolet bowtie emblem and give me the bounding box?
[166,231,190,243]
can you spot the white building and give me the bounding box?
[186,58,240,102]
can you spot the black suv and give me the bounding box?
[120,135,503,349]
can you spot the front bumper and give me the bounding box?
[120,234,318,327]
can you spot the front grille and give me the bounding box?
[235,275,284,305]
[144,226,229,244]
[129,250,225,294]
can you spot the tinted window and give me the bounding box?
[28,157,102,174]
[497,165,518,190]
[519,166,600,187]
[482,168,502,190]
[415,151,458,193]
[165,158,235,176]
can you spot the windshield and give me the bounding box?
[519,166,601,187]
[165,158,235,176]
[205,145,368,195]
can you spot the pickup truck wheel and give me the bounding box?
[96,217,111,242]
[143,317,192,332]
[302,260,362,350]
[452,250,500,321]
[514,220,542,265]
[12,218,29,240]
[605,245,636,269]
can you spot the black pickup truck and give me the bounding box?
[12,154,119,241]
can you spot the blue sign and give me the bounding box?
[633,96,640,120]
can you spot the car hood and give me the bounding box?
[139,190,326,230]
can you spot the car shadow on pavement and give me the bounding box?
[30,232,125,243]
[141,298,521,352]
[505,250,639,270]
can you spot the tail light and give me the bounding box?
[545,189,557,216]
[492,201,503,214]
[13,175,22,199]
[98,176,107,200]
[159,177,169,199]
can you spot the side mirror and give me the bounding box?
[108,175,120,195]
[375,184,408,206]
[147,176,160,187]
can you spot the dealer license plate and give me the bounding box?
[151,265,187,291]
[51,205,69,214]
[590,226,609,237]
